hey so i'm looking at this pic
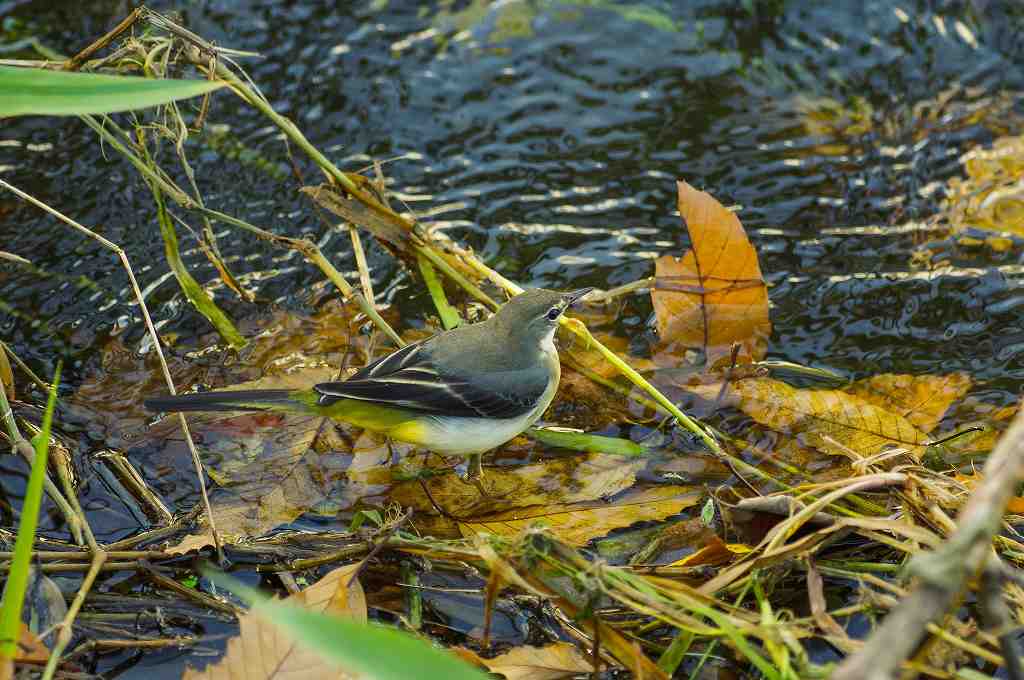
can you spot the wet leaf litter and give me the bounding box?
[4,7,1024,678]
[36,179,1014,679]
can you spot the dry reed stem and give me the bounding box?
[832,405,1024,680]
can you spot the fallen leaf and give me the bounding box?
[651,181,770,368]
[15,624,49,664]
[459,485,701,546]
[391,453,647,520]
[455,642,594,680]
[847,373,971,434]
[667,536,748,568]
[712,376,933,462]
[183,563,366,679]
[158,369,340,550]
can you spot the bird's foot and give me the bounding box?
[456,453,492,499]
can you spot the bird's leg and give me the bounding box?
[457,452,491,498]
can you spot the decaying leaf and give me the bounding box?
[183,563,367,679]
[459,485,701,546]
[455,642,594,680]
[651,181,770,368]
[709,376,934,462]
[14,624,49,664]
[392,453,647,521]
[160,369,339,551]
[847,372,971,434]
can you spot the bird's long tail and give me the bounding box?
[144,389,299,413]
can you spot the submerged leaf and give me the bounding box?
[651,181,770,367]
[183,564,366,679]
[459,485,701,546]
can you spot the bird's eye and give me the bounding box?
[545,306,561,321]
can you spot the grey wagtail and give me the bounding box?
[145,287,594,492]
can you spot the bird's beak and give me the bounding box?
[563,287,594,307]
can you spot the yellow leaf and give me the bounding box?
[724,376,931,461]
[458,485,701,546]
[667,536,749,568]
[183,564,366,679]
[392,453,647,520]
[846,373,971,434]
[455,642,594,680]
[651,181,770,367]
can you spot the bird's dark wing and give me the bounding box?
[314,340,547,419]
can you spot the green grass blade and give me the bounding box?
[150,181,246,350]
[417,252,461,330]
[208,572,490,680]
[0,66,224,117]
[529,426,647,456]
[0,363,61,661]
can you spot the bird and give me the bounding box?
[144,287,594,494]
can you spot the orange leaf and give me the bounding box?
[455,642,594,680]
[651,181,770,368]
[15,624,49,664]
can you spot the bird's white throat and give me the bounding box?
[539,325,558,355]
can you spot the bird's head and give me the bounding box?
[495,287,594,351]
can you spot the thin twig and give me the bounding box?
[40,550,106,680]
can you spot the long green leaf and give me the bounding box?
[0,364,61,661]
[209,573,489,680]
[0,66,224,117]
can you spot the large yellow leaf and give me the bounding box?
[651,181,770,367]
[723,376,932,461]
[846,373,971,434]
[455,642,593,680]
[183,564,366,680]
[392,453,646,520]
[458,485,701,546]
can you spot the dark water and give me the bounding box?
[2,0,1024,677]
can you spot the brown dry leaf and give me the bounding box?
[717,376,932,462]
[392,453,646,519]
[459,485,701,546]
[183,564,366,680]
[651,180,770,368]
[161,369,339,552]
[15,623,49,664]
[455,642,593,680]
[847,373,971,434]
